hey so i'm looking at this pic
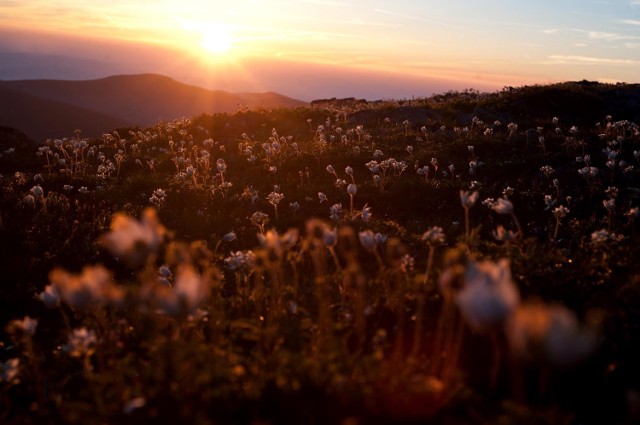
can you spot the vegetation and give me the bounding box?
[1,82,640,424]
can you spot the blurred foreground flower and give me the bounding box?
[50,265,123,309]
[155,264,209,316]
[6,316,38,337]
[455,259,519,332]
[100,208,166,267]
[460,190,479,208]
[37,284,60,307]
[506,302,598,367]
[0,358,20,384]
[64,328,97,357]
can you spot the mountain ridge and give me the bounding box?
[0,84,135,141]
[0,73,307,140]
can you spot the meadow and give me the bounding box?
[1,81,639,424]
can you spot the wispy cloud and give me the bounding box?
[548,55,640,65]
[588,31,632,41]
[299,0,349,6]
[286,15,401,28]
[373,8,451,27]
[620,19,640,25]
[568,28,640,42]
[541,29,560,34]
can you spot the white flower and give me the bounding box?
[591,229,620,244]
[220,231,236,242]
[322,227,338,247]
[64,328,97,357]
[358,230,378,252]
[361,204,372,222]
[506,302,597,367]
[491,198,513,215]
[37,284,60,308]
[460,190,479,208]
[318,192,328,203]
[421,226,445,244]
[267,192,285,206]
[224,250,255,272]
[0,358,20,384]
[347,183,357,196]
[123,397,146,415]
[174,265,209,313]
[493,225,516,242]
[603,198,615,211]
[158,265,172,278]
[553,206,569,219]
[100,208,166,266]
[30,185,44,199]
[8,316,38,336]
[455,259,519,332]
[375,233,387,245]
[625,207,639,218]
[50,265,122,309]
[329,203,342,222]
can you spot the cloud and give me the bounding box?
[299,0,349,6]
[541,29,560,34]
[569,28,639,42]
[373,8,450,27]
[620,19,640,25]
[547,55,640,65]
[588,31,629,41]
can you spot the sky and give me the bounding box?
[0,0,639,100]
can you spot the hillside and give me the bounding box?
[0,84,134,141]
[1,81,639,424]
[1,74,307,128]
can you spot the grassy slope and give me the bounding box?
[2,74,308,127]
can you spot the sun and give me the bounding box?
[200,24,233,54]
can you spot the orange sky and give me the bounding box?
[1,1,639,100]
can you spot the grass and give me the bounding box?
[1,81,639,424]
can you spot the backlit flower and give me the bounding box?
[421,226,445,244]
[7,316,38,336]
[358,230,378,252]
[37,284,60,308]
[493,225,517,242]
[506,302,597,367]
[64,327,97,357]
[491,198,513,215]
[100,208,166,266]
[460,190,479,208]
[0,358,20,384]
[455,259,519,332]
[50,265,122,309]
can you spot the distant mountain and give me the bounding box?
[1,74,308,133]
[0,84,134,141]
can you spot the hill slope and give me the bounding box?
[0,85,134,141]
[1,74,308,127]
